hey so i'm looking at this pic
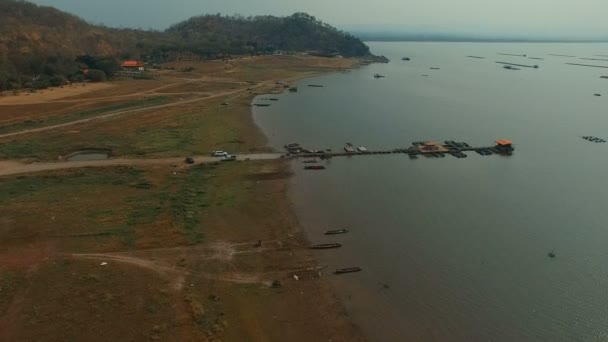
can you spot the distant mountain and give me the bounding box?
[0,1,374,91]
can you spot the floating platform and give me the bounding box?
[497,61,539,69]
[582,136,606,143]
[498,53,527,57]
[287,139,514,160]
[566,63,608,69]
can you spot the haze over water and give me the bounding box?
[254,42,608,341]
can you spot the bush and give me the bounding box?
[87,69,107,82]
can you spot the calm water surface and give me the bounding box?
[254,42,608,341]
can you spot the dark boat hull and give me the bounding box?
[325,229,349,235]
[310,243,342,249]
[335,267,362,274]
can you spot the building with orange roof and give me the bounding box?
[121,60,145,72]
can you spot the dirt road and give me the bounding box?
[0,153,284,177]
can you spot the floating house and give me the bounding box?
[495,139,514,154]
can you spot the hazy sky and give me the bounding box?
[30,0,608,38]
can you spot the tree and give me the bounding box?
[86,69,107,82]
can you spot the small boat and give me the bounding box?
[409,154,418,160]
[594,93,602,97]
[344,144,356,153]
[254,103,271,107]
[357,146,368,152]
[325,229,349,235]
[310,243,342,250]
[373,74,385,78]
[285,143,301,148]
[430,67,440,70]
[335,267,362,274]
[601,76,608,79]
[302,160,318,164]
[503,65,520,70]
[289,86,298,92]
[304,165,326,170]
[269,98,279,101]
[308,84,324,88]
[402,57,411,61]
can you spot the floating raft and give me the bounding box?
[582,136,606,143]
[566,63,608,69]
[497,61,539,69]
[498,53,527,57]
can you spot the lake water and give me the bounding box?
[254,42,608,341]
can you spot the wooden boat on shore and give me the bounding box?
[310,243,342,250]
[304,165,326,170]
[335,267,362,274]
[325,229,349,235]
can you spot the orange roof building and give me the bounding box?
[121,60,145,71]
[495,139,513,146]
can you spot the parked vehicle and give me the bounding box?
[212,151,228,157]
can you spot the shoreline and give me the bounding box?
[243,61,369,341]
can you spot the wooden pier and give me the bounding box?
[287,140,514,160]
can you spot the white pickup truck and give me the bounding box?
[212,151,228,157]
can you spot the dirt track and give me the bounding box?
[0,153,284,177]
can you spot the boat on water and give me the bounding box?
[503,65,520,70]
[304,165,326,170]
[308,84,324,88]
[254,103,271,107]
[325,229,349,235]
[601,76,608,79]
[344,143,356,153]
[357,146,368,152]
[430,67,440,70]
[373,74,386,78]
[402,57,411,61]
[289,86,298,92]
[310,243,342,250]
[302,160,318,164]
[335,267,362,274]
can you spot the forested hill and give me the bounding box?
[0,0,376,91]
[167,13,371,57]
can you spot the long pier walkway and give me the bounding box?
[286,140,514,160]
